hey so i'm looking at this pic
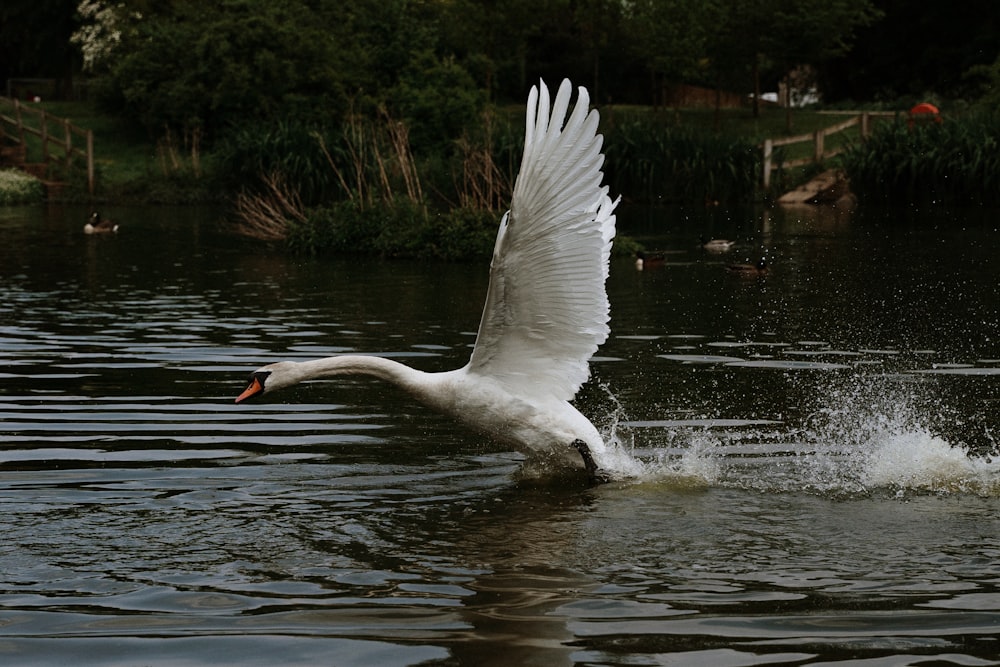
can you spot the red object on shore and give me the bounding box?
[908,103,942,126]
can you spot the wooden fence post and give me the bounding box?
[14,99,25,144]
[1,97,97,193]
[39,109,49,162]
[64,118,72,167]
[86,129,94,194]
[762,138,773,189]
[760,112,898,188]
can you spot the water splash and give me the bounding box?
[808,379,1000,497]
[625,376,1000,497]
[859,427,997,494]
[645,432,722,489]
[591,383,721,486]
[593,381,650,480]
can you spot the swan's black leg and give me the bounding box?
[572,439,611,484]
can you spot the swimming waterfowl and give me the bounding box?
[84,211,119,234]
[236,79,629,483]
[635,250,667,270]
[726,259,768,276]
[701,237,734,253]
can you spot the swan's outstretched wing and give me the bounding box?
[467,79,617,402]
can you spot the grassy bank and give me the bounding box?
[33,99,862,205]
[28,99,997,253]
[8,99,882,258]
[33,100,997,205]
[25,100,217,203]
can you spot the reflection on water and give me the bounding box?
[1,203,1000,665]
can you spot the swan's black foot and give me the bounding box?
[572,439,611,485]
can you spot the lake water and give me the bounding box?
[2,203,1000,666]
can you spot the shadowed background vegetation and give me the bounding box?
[3,0,1000,254]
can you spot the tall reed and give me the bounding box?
[227,111,432,240]
[842,112,1000,206]
[231,171,305,241]
[316,109,424,209]
[214,120,337,206]
[602,116,760,204]
[453,109,520,212]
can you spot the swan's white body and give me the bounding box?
[237,79,624,477]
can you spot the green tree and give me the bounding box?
[440,0,576,101]
[706,0,879,117]
[390,50,484,153]
[965,54,1000,111]
[624,0,718,106]
[95,1,348,141]
[0,0,79,97]
[821,0,1000,103]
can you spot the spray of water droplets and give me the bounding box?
[599,373,1000,497]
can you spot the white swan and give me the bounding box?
[236,79,628,481]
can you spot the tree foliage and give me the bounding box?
[624,0,718,102]
[92,1,350,139]
[703,0,881,116]
[54,0,991,133]
[0,0,79,93]
[3,0,991,219]
[822,0,1000,102]
[2,0,991,117]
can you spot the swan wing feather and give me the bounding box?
[468,79,617,402]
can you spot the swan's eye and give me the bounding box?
[248,370,271,387]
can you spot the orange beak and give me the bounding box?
[235,376,264,403]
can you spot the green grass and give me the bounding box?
[36,100,153,183]
[34,100,881,191]
[23,100,907,204]
[24,100,215,201]
[604,105,899,164]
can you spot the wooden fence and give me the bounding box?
[761,112,896,188]
[0,97,94,194]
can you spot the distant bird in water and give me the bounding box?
[84,211,119,234]
[635,250,667,270]
[726,259,768,276]
[236,79,638,483]
[701,237,734,253]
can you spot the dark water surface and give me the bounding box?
[2,203,1000,666]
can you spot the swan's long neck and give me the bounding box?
[290,355,426,388]
[274,355,467,419]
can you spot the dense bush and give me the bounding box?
[0,169,45,204]
[214,120,339,205]
[287,199,499,260]
[842,113,1000,206]
[390,50,486,155]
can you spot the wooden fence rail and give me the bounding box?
[761,111,896,189]
[0,97,94,194]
